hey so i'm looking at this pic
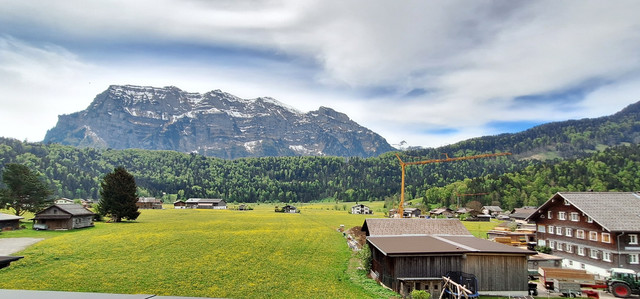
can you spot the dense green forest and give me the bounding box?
[1,101,640,208]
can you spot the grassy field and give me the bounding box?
[0,203,500,298]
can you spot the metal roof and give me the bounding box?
[527,192,640,232]
[361,218,472,236]
[367,235,535,256]
[0,213,23,221]
[54,204,95,216]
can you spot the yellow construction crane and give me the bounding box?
[395,152,511,218]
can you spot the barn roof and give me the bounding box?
[367,235,535,256]
[137,197,162,203]
[0,213,23,221]
[55,204,95,216]
[185,198,224,203]
[509,207,537,220]
[527,192,640,232]
[483,206,503,212]
[361,218,472,236]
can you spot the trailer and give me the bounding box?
[554,279,582,297]
[539,267,595,290]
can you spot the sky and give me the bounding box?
[1,1,640,148]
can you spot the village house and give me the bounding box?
[509,206,537,223]
[32,204,95,230]
[527,192,640,276]
[185,198,227,209]
[362,218,534,297]
[402,207,421,218]
[482,205,503,217]
[136,197,163,209]
[429,207,454,218]
[0,213,23,230]
[173,200,186,209]
[276,205,298,213]
[54,198,74,204]
[351,204,372,214]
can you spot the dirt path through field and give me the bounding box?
[0,238,44,255]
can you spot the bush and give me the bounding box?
[535,245,552,254]
[411,289,431,299]
[357,244,372,273]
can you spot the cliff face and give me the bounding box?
[44,85,395,159]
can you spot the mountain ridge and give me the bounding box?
[44,85,395,159]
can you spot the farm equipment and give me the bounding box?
[539,267,596,290]
[553,279,582,297]
[606,268,640,298]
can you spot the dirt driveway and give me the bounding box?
[0,238,44,255]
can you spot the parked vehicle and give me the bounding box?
[607,268,640,298]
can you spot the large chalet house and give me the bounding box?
[527,192,640,276]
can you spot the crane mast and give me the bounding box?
[395,152,511,218]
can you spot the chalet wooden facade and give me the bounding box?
[351,204,372,214]
[136,197,163,209]
[0,213,23,230]
[362,218,534,297]
[173,200,186,209]
[527,192,640,276]
[32,204,94,230]
[185,198,227,209]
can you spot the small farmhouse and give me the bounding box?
[185,198,227,209]
[482,205,503,217]
[173,200,186,209]
[275,205,298,213]
[54,198,74,204]
[527,192,640,276]
[32,204,94,230]
[0,213,23,230]
[429,207,454,218]
[402,208,421,218]
[362,218,534,297]
[136,197,163,209]
[351,204,372,214]
[509,207,537,223]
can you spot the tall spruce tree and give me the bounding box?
[98,166,140,222]
[0,163,52,216]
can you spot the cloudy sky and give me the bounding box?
[1,1,640,148]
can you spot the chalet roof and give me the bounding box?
[0,213,23,221]
[185,198,224,204]
[352,204,369,208]
[430,207,452,214]
[361,218,472,236]
[367,235,535,256]
[35,204,94,218]
[527,192,640,232]
[509,207,537,219]
[483,206,503,212]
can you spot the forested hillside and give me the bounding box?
[0,137,518,203]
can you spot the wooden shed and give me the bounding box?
[0,213,23,230]
[32,204,95,230]
[185,198,227,209]
[362,218,534,297]
[136,197,163,209]
[173,200,186,209]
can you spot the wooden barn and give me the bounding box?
[136,197,163,209]
[173,200,186,209]
[185,198,227,209]
[362,218,534,297]
[275,205,298,213]
[0,213,23,230]
[32,204,95,230]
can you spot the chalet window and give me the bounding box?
[590,249,599,259]
[578,246,585,256]
[548,225,555,234]
[558,211,566,220]
[557,242,563,251]
[549,240,555,249]
[548,211,553,219]
[566,244,573,253]
[630,234,638,245]
[564,199,570,206]
[570,212,579,221]
[53,209,57,214]
[538,239,547,246]
[538,225,546,233]
[577,230,585,239]
[556,226,563,235]
[589,231,598,241]
[587,216,593,223]
[565,228,573,237]
[602,233,611,243]
[603,252,612,262]
[581,263,586,269]
[630,254,639,264]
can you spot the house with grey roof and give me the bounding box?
[362,218,534,297]
[509,207,537,222]
[185,198,226,209]
[526,192,640,276]
[482,205,503,217]
[32,204,94,230]
[0,213,23,230]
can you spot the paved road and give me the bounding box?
[0,238,44,255]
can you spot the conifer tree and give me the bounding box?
[98,166,140,222]
[0,163,52,216]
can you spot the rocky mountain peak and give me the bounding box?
[44,85,395,159]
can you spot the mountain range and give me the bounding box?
[44,85,395,159]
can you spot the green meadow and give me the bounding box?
[0,203,500,298]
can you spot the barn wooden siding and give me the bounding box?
[462,254,528,291]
